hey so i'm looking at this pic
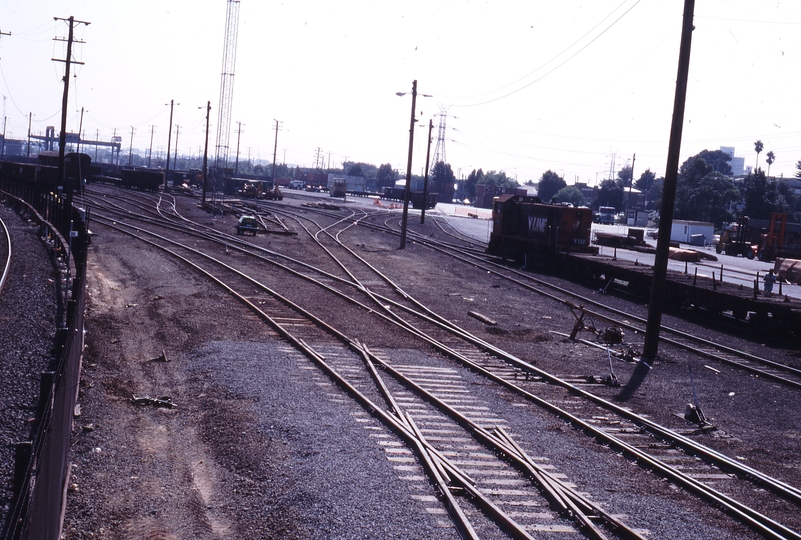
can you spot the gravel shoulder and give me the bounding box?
[0,203,57,530]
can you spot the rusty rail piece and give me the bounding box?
[88,191,801,538]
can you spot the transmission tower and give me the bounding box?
[433,107,450,165]
[214,0,241,168]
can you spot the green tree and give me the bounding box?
[634,169,656,192]
[347,163,365,177]
[478,170,518,189]
[430,161,456,202]
[795,160,801,179]
[593,179,625,211]
[536,170,566,202]
[742,170,794,220]
[766,151,776,177]
[617,165,633,188]
[553,185,586,207]
[343,161,377,178]
[465,168,484,200]
[376,163,396,188]
[754,140,764,172]
[675,151,739,227]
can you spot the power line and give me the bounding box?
[457,0,642,108]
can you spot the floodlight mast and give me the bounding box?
[214,0,241,168]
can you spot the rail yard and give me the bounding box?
[2,184,801,539]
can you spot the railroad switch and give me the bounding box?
[601,327,624,345]
[683,403,708,425]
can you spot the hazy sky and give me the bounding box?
[1,1,799,183]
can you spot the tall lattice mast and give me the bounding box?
[433,107,449,165]
[215,0,241,168]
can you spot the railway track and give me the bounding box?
[370,215,801,393]
[253,202,801,393]
[86,200,647,538]
[83,186,801,538]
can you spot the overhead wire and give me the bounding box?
[449,0,633,102]
[456,0,643,108]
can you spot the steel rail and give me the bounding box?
[0,216,11,297]
[359,346,646,540]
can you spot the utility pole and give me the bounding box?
[271,120,282,187]
[76,106,86,152]
[173,124,180,169]
[27,112,32,159]
[95,128,100,161]
[643,0,696,361]
[53,15,89,211]
[234,121,244,176]
[128,126,135,166]
[111,127,118,165]
[420,118,434,225]
[147,124,156,168]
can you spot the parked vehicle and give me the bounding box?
[262,185,283,200]
[236,215,260,236]
[595,206,616,224]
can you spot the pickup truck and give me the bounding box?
[236,215,260,236]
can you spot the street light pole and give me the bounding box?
[399,80,418,249]
[271,119,281,190]
[128,126,135,166]
[234,121,244,177]
[165,99,176,188]
[147,124,156,168]
[173,124,180,169]
[201,101,211,204]
[420,118,434,225]
[27,112,32,159]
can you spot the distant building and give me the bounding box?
[720,146,745,176]
[573,182,595,203]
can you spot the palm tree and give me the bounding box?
[754,140,764,172]
[766,151,776,177]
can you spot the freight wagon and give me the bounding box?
[381,187,438,210]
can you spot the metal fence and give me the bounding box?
[1,171,89,540]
